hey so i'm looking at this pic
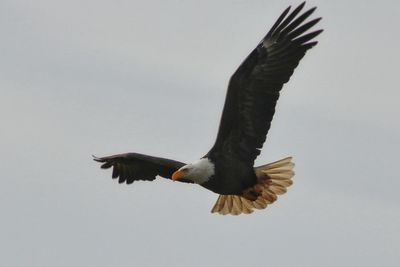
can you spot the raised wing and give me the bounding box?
[208,2,322,164]
[93,153,192,184]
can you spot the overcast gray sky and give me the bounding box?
[1,0,399,266]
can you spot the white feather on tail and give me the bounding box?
[210,157,295,215]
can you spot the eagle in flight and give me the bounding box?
[94,2,322,215]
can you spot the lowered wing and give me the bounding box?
[94,153,192,184]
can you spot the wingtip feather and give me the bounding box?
[93,155,104,162]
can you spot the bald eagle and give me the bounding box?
[94,2,322,215]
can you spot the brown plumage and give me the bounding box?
[94,2,322,215]
[211,157,294,215]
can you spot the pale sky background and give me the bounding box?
[1,0,399,266]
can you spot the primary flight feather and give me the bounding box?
[94,2,322,215]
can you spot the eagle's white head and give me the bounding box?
[172,158,215,184]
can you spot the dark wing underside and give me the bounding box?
[94,153,192,184]
[208,2,322,164]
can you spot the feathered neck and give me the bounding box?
[186,158,215,184]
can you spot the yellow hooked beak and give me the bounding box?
[171,169,188,181]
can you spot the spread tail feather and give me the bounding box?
[210,157,295,215]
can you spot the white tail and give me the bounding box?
[210,157,295,215]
